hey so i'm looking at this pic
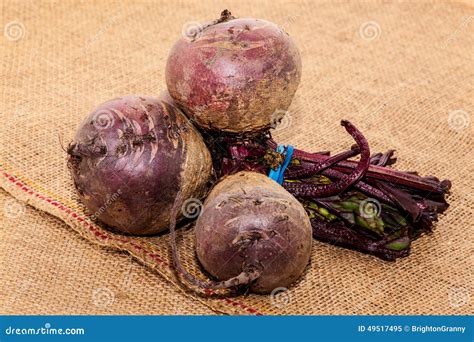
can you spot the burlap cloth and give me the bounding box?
[1,0,472,315]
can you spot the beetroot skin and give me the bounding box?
[166,11,302,133]
[68,94,212,235]
[194,172,312,293]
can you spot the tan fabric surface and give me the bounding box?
[0,0,472,315]
[0,189,215,315]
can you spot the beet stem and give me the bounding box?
[293,151,447,194]
[321,168,395,205]
[311,220,409,261]
[283,121,370,198]
[285,147,359,179]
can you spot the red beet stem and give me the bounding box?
[311,220,409,261]
[278,143,447,194]
[321,168,395,205]
[284,120,370,197]
[285,147,359,179]
[283,121,370,198]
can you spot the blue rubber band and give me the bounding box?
[268,144,294,185]
[277,145,294,184]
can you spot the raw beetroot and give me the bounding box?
[68,94,212,235]
[166,10,302,133]
[204,122,451,260]
[169,171,312,294]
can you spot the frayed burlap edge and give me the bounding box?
[0,164,265,316]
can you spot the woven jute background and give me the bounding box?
[0,189,215,315]
[1,0,472,315]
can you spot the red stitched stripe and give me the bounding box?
[1,168,264,316]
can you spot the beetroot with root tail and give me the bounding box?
[166,10,302,133]
[169,171,312,294]
[67,94,212,235]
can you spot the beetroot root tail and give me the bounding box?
[169,190,261,292]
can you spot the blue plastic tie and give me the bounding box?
[268,145,294,185]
